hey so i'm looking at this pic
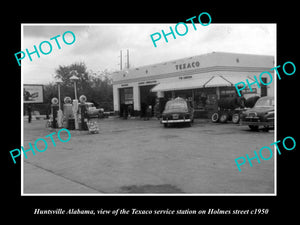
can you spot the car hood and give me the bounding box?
[88,108,100,112]
[244,106,274,114]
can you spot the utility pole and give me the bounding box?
[119,50,122,70]
[119,49,130,70]
[126,49,130,69]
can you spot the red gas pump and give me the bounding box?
[51,97,59,128]
[79,95,88,130]
[63,96,73,129]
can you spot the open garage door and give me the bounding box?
[140,85,156,117]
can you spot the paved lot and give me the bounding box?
[23,117,275,194]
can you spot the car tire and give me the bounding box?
[211,112,219,123]
[219,112,229,123]
[164,123,168,128]
[249,125,259,131]
[232,113,240,124]
[263,125,270,132]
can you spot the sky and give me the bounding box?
[21,23,276,84]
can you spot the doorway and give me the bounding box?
[119,87,133,118]
[139,85,156,117]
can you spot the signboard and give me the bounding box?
[175,61,200,70]
[242,87,257,94]
[23,84,44,103]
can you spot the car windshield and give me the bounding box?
[255,98,274,107]
[87,103,94,107]
[165,100,188,111]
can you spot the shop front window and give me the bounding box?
[194,88,217,110]
[163,88,218,112]
[174,90,192,100]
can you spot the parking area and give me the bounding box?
[23,117,275,194]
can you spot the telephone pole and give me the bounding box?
[119,50,122,70]
[119,49,130,70]
[126,49,130,69]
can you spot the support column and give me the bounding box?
[133,84,140,113]
[216,87,220,99]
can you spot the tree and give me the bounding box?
[43,82,57,102]
[46,62,114,111]
[88,69,113,110]
[54,62,92,100]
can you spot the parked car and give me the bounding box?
[240,96,274,131]
[161,97,194,127]
[85,102,105,118]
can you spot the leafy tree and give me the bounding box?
[43,82,57,102]
[43,62,114,111]
[88,69,113,110]
[54,62,91,100]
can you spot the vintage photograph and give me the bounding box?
[21,23,276,195]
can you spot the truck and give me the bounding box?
[211,95,260,124]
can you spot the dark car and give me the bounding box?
[161,97,194,127]
[240,96,274,131]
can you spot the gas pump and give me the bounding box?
[51,97,59,128]
[63,96,73,129]
[79,95,88,130]
[72,99,79,130]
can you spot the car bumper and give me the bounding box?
[161,119,191,123]
[240,117,274,126]
[87,114,99,118]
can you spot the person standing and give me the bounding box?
[154,99,160,119]
[123,104,128,119]
[27,104,32,123]
[127,104,133,118]
[140,102,146,119]
[146,105,152,120]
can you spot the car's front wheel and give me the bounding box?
[249,125,259,131]
[232,113,240,124]
[262,125,270,132]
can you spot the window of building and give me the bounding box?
[194,88,217,110]
[261,77,267,97]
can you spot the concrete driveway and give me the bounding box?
[22,117,275,194]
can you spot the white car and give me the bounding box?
[85,102,105,118]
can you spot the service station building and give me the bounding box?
[112,52,274,118]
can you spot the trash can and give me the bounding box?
[79,103,88,130]
[68,118,75,130]
[63,103,73,128]
[51,104,59,128]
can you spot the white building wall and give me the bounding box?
[133,83,140,111]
